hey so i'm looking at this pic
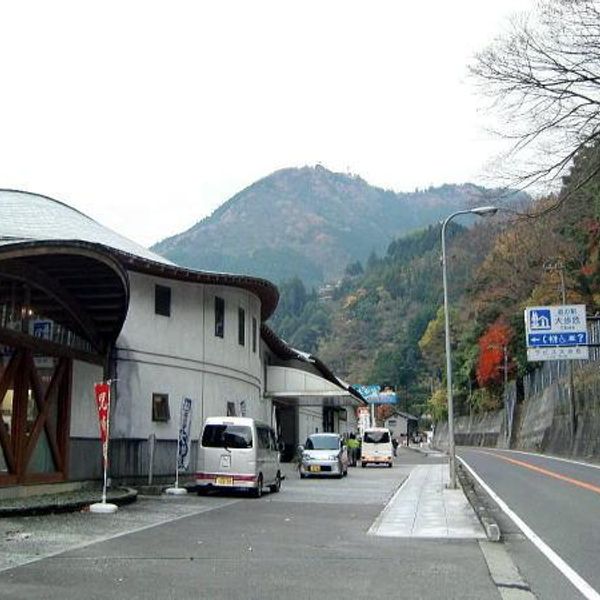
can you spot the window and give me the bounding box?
[215,296,224,338]
[305,434,340,450]
[154,285,171,317]
[152,393,170,422]
[269,429,278,451]
[202,424,252,448]
[363,430,390,444]
[257,426,271,450]
[252,317,257,353]
[238,307,245,346]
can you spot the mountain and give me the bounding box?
[152,165,524,285]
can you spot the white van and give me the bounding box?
[361,427,393,468]
[196,417,282,497]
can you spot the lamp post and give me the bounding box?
[442,206,498,488]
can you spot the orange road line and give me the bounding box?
[476,450,600,496]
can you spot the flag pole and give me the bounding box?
[90,379,118,514]
[101,378,111,503]
[166,397,188,495]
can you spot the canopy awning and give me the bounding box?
[265,366,362,407]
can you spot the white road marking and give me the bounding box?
[458,455,600,600]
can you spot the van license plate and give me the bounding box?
[215,476,233,486]
[309,465,321,473]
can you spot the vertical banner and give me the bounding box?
[177,397,193,471]
[94,382,111,467]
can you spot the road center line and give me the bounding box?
[492,449,600,471]
[458,456,600,600]
[476,450,600,496]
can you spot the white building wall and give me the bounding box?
[112,272,264,442]
[298,406,323,444]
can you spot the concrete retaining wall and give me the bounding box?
[434,362,600,461]
[434,410,506,450]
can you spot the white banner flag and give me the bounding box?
[177,397,193,471]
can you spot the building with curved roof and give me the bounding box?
[0,190,362,489]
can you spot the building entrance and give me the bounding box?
[0,346,72,485]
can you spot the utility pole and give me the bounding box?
[544,260,576,443]
[488,343,510,442]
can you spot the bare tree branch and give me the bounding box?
[471,0,600,203]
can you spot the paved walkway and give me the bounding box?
[368,463,485,539]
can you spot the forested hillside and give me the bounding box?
[269,143,600,422]
[269,220,498,417]
[152,165,519,286]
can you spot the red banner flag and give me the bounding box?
[94,382,111,466]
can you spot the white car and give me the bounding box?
[196,417,282,497]
[298,433,349,478]
[361,427,393,468]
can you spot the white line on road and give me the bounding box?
[458,456,600,600]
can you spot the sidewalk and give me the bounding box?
[368,463,485,539]
[404,443,445,457]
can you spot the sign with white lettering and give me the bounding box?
[524,305,589,361]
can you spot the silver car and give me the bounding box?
[298,433,349,478]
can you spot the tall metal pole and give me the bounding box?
[503,345,509,442]
[441,213,460,489]
[440,207,498,489]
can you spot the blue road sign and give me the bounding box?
[528,309,552,331]
[525,304,589,361]
[527,332,587,347]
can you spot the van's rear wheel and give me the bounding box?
[269,472,281,493]
[252,474,263,498]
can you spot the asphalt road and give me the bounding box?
[458,447,600,600]
[0,449,502,600]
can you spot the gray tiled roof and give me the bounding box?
[0,189,172,264]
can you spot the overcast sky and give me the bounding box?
[0,0,533,247]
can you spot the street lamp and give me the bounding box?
[442,206,498,488]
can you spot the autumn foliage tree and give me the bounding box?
[376,403,396,422]
[476,320,513,388]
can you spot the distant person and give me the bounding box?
[392,437,399,456]
[346,433,360,466]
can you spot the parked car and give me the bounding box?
[361,427,393,468]
[298,433,348,478]
[196,417,282,497]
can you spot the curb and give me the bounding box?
[456,463,501,542]
[0,487,138,518]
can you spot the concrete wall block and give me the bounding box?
[435,361,600,460]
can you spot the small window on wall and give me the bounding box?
[215,296,225,338]
[252,317,257,353]
[152,393,170,422]
[257,426,270,450]
[155,285,171,317]
[238,307,245,346]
